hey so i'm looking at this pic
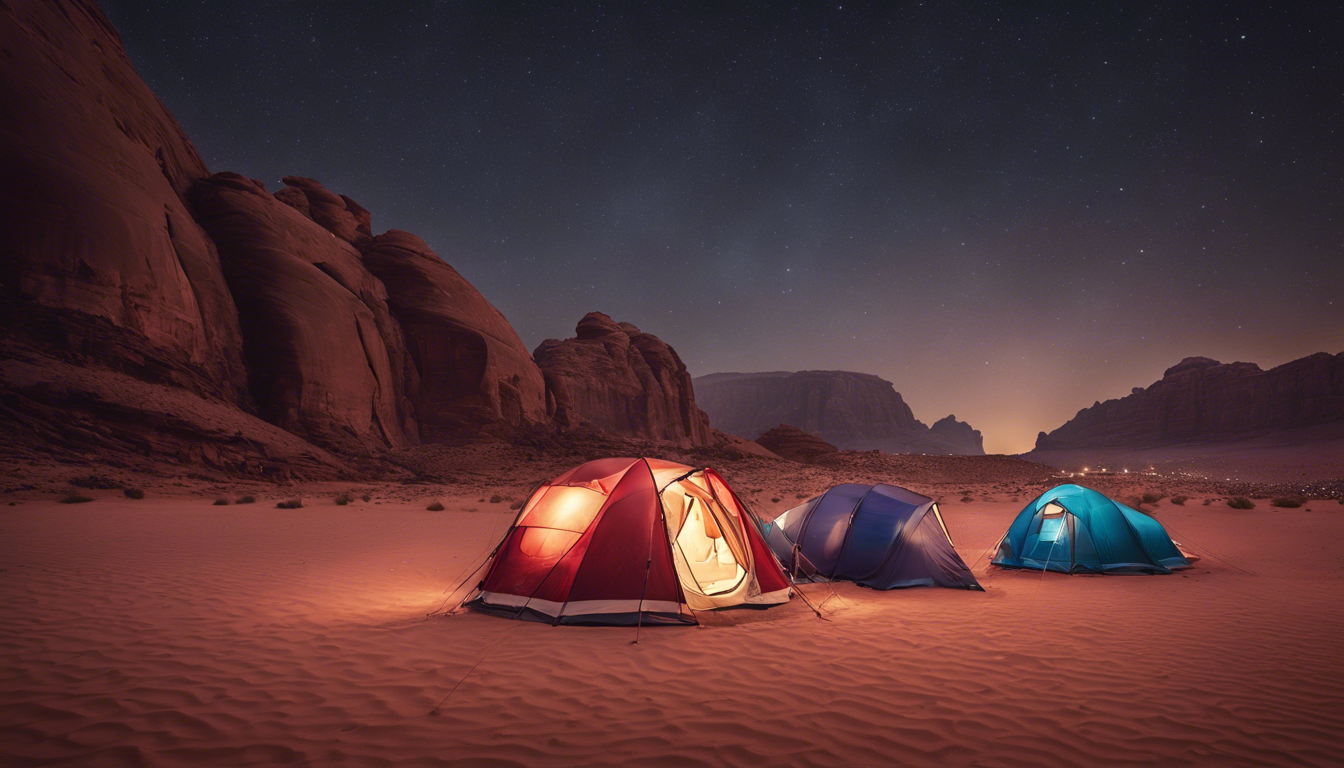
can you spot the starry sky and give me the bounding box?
[103,2,1342,454]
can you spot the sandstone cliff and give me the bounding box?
[1034,353,1344,450]
[0,0,247,402]
[362,230,548,438]
[693,371,984,455]
[0,1,552,473]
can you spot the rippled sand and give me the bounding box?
[3,493,1342,766]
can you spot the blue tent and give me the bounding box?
[992,484,1190,574]
[758,484,983,591]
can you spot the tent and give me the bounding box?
[465,457,792,625]
[758,483,983,591]
[991,484,1191,574]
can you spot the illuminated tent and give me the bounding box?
[991,484,1191,574]
[466,457,792,625]
[759,484,983,591]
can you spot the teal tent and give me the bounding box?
[991,484,1190,574]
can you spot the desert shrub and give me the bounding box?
[236,495,256,504]
[1271,497,1305,508]
[1141,492,1164,504]
[426,501,445,511]
[796,493,809,499]
[361,494,371,502]
[334,493,353,506]
[1203,498,1212,506]
[509,499,524,510]
[213,498,229,506]
[960,496,974,503]
[489,494,504,504]
[69,475,120,490]
[276,498,303,509]
[123,487,145,500]
[60,492,93,504]
[1228,497,1255,510]
[1170,495,1188,506]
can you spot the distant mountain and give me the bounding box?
[693,371,984,455]
[1033,353,1344,451]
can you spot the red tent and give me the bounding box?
[466,457,792,625]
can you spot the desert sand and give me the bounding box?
[4,449,1343,767]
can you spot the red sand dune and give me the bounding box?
[3,482,1342,766]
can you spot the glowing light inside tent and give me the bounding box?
[518,486,605,532]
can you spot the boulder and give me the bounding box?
[534,313,712,445]
[1034,353,1344,450]
[754,425,839,463]
[693,371,985,455]
[361,230,548,438]
[189,173,412,452]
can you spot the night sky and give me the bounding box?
[103,2,1342,453]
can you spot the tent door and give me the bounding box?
[667,488,747,597]
[1022,503,1073,571]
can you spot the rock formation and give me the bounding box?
[362,230,548,438]
[931,415,984,454]
[693,371,984,455]
[0,1,553,471]
[1034,353,1344,450]
[1,1,729,473]
[0,0,248,403]
[534,313,713,445]
[189,173,413,453]
[754,425,839,463]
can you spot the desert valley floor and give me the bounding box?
[3,446,1343,767]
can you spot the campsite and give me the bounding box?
[3,1,1343,765]
[4,442,1344,766]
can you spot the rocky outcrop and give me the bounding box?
[931,415,984,454]
[274,176,373,248]
[0,0,248,402]
[189,173,413,453]
[693,371,985,455]
[362,230,548,438]
[1034,353,1344,450]
[534,313,712,445]
[754,425,839,463]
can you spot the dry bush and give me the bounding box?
[1170,495,1188,506]
[276,498,303,509]
[60,492,93,504]
[426,501,445,511]
[236,495,256,504]
[123,488,145,500]
[1271,497,1305,508]
[213,498,229,506]
[1228,497,1255,510]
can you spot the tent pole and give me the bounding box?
[633,555,652,644]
